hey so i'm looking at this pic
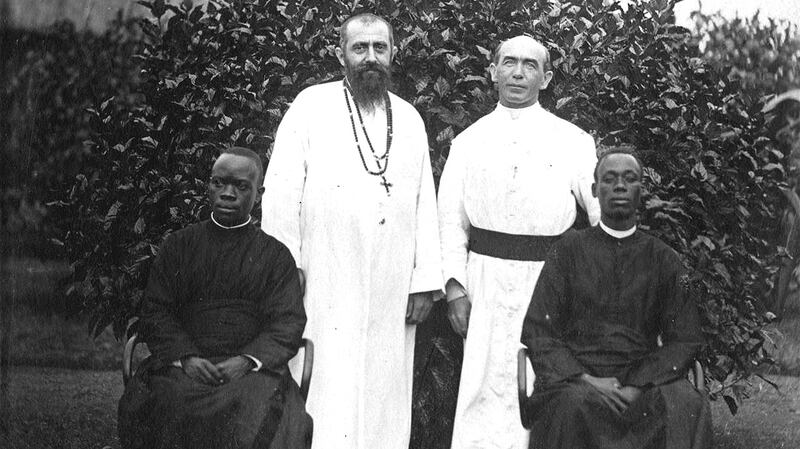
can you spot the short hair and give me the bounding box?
[594,146,644,182]
[492,36,552,71]
[219,146,264,184]
[339,13,394,48]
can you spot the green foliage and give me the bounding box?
[44,0,796,429]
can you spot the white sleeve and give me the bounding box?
[261,95,308,266]
[571,132,601,226]
[437,139,471,294]
[409,143,445,299]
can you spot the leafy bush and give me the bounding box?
[48,0,795,432]
[690,11,800,99]
[0,18,142,260]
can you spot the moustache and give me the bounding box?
[356,62,389,77]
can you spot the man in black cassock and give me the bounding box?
[118,147,312,449]
[520,148,712,449]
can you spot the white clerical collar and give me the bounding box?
[496,102,542,120]
[211,213,251,230]
[599,220,636,239]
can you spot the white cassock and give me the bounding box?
[262,80,443,449]
[439,103,600,449]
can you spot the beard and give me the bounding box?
[345,60,392,113]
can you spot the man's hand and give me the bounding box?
[447,296,471,338]
[182,356,225,385]
[579,374,632,414]
[215,356,256,383]
[617,386,642,405]
[406,292,434,324]
[445,278,471,338]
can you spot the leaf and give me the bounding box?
[433,77,450,97]
[692,236,715,251]
[475,45,491,60]
[436,126,454,143]
[762,163,783,173]
[714,262,732,286]
[737,205,750,218]
[104,201,122,231]
[100,97,115,111]
[134,217,146,234]
[691,162,707,180]
[556,97,573,110]
[141,136,158,148]
[267,56,287,67]
[459,75,487,85]
[414,74,431,93]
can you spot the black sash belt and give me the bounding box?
[468,226,561,262]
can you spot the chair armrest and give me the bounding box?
[122,333,141,386]
[517,347,531,429]
[692,360,706,393]
[300,338,314,401]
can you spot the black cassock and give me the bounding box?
[521,226,712,449]
[118,220,311,449]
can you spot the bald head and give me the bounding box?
[493,36,551,71]
[489,35,553,108]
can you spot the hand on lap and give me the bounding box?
[617,386,642,404]
[580,374,634,414]
[216,356,256,383]
[182,356,225,385]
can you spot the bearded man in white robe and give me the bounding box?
[261,13,444,449]
[438,36,601,449]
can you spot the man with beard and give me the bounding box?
[520,149,712,449]
[439,35,600,449]
[261,13,443,449]
[118,147,312,449]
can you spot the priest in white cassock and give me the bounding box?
[439,35,601,449]
[261,13,444,449]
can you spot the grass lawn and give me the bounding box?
[1,366,123,449]
[0,366,798,449]
[0,257,123,370]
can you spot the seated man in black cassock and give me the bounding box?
[520,148,712,449]
[118,147,312,449]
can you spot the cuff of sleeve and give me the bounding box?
[242,354,262,371]
[409,266,444,297]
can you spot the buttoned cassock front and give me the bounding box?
[439,103,600,449]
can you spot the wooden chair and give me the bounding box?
[516,347,705,429]
[123,334,315,400]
